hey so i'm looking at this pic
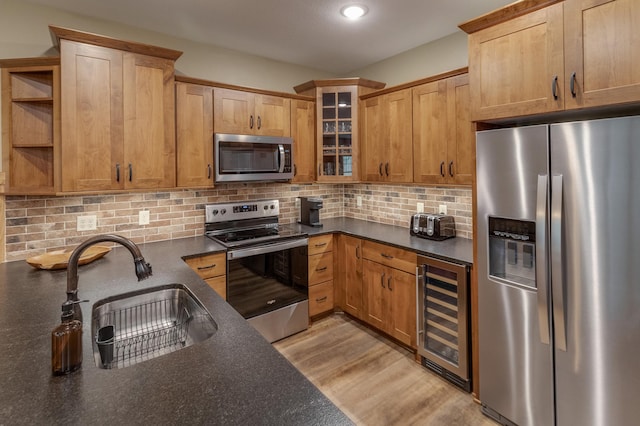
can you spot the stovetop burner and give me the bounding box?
[204,200,306,248]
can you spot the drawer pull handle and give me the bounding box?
[388,276,393,291]
[570,72,577,98]
[314,242,327,247]
[379,163,384,176]
[316,296,328,303]
[316,266,328,272]
[381,253,394,259]
[116,163,120,182]
[197,264,216,270]
[552,75,559,100]
[355,245,360,259]
[381,272,386,288]
[440,161,445,177]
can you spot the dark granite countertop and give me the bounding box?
[0,237,352,425]
[296,217,473,265]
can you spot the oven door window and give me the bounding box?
[227,246,308,319]
[219,142,279,173]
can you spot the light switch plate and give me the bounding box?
[139,210,150,225]
[439,204,448,215]
[356,196,363,207]
[77,215,97,231]
[417,202,424,213]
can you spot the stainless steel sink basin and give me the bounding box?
[91,283,217,369]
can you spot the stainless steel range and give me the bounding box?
[205,199,309,342]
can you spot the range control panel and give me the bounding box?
[205,199,279,223]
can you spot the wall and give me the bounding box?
[349,32,469,87]
[4,183,472,262]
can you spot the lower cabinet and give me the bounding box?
[184,252,227,299]
[308,234,334,317]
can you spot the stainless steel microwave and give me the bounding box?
[214,133,293,182]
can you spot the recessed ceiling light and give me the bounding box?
[341,5,368,20]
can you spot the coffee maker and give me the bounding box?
[298,197,323,227]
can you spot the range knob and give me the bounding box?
[263,205,269,210]
[212,209,219,216]
[220,208,227,215]
[270,205,275,209]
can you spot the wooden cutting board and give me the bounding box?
[26,246,112,270]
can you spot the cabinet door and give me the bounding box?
[412,80,448,184]
[468,2,564,121]
[565,0,640,109]
[176,82,214,188]
[213,88,254,134]
[60,40,124,192]
[290,100,315,182]
[363,260,389,332]
[254,94,290,137]
[341,235,363,318]
[385,89,413,183]
[361,96,385,182]
[446,74,474,185]
[389,269,417,347]
[123,53,176,189]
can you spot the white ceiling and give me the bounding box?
[25,0,514,74]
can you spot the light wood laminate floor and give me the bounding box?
[274,314,496,426]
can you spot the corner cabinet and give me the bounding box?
[461,0,640,121]
[294,78,385,182]
[1,58,60,194]
[335,234,364,318]
[290,99,316,183]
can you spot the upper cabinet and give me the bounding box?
[290,99,316,183]
[413,73,474,185]
[1,58,60,194]
[294,78,385,182]
[52,26,182,192]
[462,0,640,121]
[361,89,413,183]
[175,81,214,188]
[213,88,291,137]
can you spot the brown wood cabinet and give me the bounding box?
[294,78,385,183]
[307,234,334,317]
[413,74,474,185]
[213,88,291,137]
[463,0,640,121]
[362,240,417,347]
[53,27,181,192]
[335,234,363,318]
[176,82,214,188]
[290,99,316,183]
[1,58,60,194]
[361,89,413,183]
[184,252,227,299]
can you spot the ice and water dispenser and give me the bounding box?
[488,217,536,288]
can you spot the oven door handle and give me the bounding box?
[227,238,309,260]
[278,144,286,173]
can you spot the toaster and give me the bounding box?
[410,213,455,241]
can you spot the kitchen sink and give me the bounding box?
[91,283,217,369]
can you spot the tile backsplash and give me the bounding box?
[4,182,472,262]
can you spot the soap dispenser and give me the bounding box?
[51,300,83,376]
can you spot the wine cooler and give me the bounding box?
[417,256,470,391]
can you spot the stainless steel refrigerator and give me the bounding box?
[476,115,640,426]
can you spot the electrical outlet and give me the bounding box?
[77,215,97,231]
[356,196,363,207]
[439,204,448,215]
[417,202,424,213]
[139,210,150,225]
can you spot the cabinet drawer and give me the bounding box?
[205,275,226,300]
[362,241,417,274]
[308,252,334,285]
[308,234,333,256]
[184,252,226,279]
[309,280,334,317]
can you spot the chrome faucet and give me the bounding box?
[66,234,153,313]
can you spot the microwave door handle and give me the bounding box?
[536,174,551,345]
[278,144,285,173]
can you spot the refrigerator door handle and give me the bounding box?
[536,174,551,345]
[551,174,567,351]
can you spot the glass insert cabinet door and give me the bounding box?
[320,87,356,178]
